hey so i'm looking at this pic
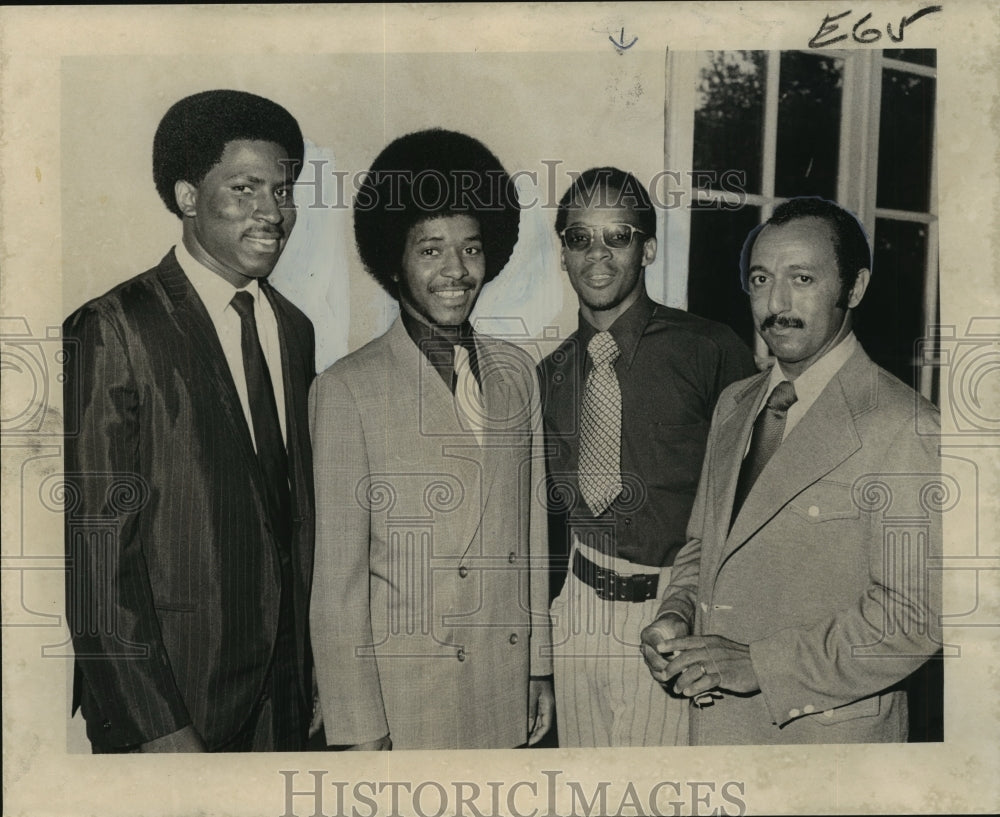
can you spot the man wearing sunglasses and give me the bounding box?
[538,167,755,746]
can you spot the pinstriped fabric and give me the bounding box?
[539,294,757,748]
[550,543,688,747]
[64,250,315,751]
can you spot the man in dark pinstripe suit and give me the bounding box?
[63,90,316,752]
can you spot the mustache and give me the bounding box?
[761,314,804,331]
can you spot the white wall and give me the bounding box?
[61,51,668,369]
[58,49,669,752]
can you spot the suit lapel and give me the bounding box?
[262,281,310,521]
[154,251,267,505]
[386,316,458,437]
[698,372,768,579]
[723,352,869,564]
[459,336,512,559]
[714,372,769,508]
[262,281,315,700]
[386,319,486,556]
[474,335,511,457]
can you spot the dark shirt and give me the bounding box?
[399,308,481,391]
[538,292,755,585]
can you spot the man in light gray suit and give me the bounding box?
[641,197,942,744]
[309,129,553,750]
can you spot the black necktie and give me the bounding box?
[231,290,292,542]
[731,380,798,526]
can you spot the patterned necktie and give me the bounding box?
[578,331,623,516]
[231,290,292,541]
[453,342,485,444]
[731,379,798,525]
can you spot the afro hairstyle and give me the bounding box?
[353,128,521,299]
[153,89,304,218]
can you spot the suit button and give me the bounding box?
[624,517,632,527]
[803,704,815,714]
[509,633,519,645]
[788,708,801,718]
[508,552,517,563]
[102,720,111,730]
[458,566,469,578]
[808,505,820,517]
[456,648,466,662]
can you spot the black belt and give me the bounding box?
[572,550,658,603]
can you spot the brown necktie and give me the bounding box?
[731,379,797,525]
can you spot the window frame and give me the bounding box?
[661,49,938,402]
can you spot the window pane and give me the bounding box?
[693,51,766,195]
[774,52,843,200]
[855,218,929,389]
[883,49,936,67]
[686,206,761,348]
[876,70,935,212]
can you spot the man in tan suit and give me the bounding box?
[641,197,942,744]
[309,129,553,750]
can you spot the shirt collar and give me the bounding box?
[400,307,475,347]
[174,240,262,316]
[399,307,479,389]
[767,330,859,405]
[577,290,655,370]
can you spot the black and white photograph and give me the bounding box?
[2,2,997,815]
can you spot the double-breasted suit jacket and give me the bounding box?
[657,346,942,744]
[63,249,315,751]
[309,317,551,749]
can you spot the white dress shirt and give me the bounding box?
[174,242,287,449]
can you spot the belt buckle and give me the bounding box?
[600,567,621,601]
[592,566,612,601]
[615,573,631,602]
[633,573,650,603]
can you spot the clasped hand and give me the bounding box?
[639,616,760,700]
